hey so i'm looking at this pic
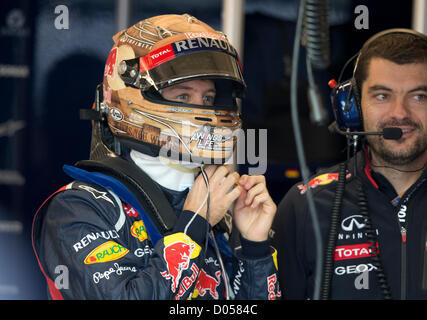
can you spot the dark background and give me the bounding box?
[0,0,413,299]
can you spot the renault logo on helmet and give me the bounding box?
[341,215,366,232]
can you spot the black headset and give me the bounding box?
[329,28,427,133]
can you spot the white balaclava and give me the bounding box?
[130,149,200,192]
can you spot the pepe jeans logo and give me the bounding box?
[92,263,137,284]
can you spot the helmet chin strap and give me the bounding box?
[129,149,198,192]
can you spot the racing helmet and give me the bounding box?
[90,14,246,164]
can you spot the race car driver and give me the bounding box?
[271,29,427,299]
[31,14,280,300]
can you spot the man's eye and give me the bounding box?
[176,94,189,101]
[203,95,215,104]
[375,93,388,101]
[413,94,426,103]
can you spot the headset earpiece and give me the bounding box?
[350,77,363,127]
[329,78,362,132]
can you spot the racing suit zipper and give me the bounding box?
[400,226,407,300]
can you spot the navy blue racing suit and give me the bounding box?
[32,164,281,300]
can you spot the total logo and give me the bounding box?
[84,241,129,264]
[334,242,378,261]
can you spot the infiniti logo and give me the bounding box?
[341,215,366,232]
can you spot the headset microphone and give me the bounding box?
[381,127,403,140]
[328,122,402,140]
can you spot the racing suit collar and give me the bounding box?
[363,146,380,189]
[362,145,427,195]
[129,149,198,192]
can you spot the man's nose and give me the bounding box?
[390,98,411,119]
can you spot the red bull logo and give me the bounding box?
[297,172,351,194]
[267,273,282,300]
[193,269,221,300]
[175,263,199,300]
[160,233,201,293]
